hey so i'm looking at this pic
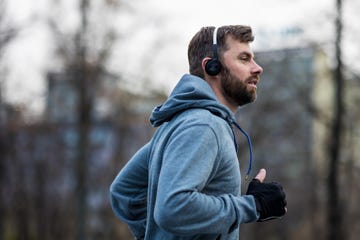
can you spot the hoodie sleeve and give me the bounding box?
[109,143,150,239]
[153,124,258,235]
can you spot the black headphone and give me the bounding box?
[205,27,222,76]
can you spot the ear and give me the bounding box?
[201,57,211,74]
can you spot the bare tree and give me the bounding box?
[47,0,120,239]
[0,0,18,239]
[0,0,17,59]
[326,0,346,239]
[0,0,18,118]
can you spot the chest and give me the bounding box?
[203,148,241,196]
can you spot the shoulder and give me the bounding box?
[173,108,232,135]
[154,108,234,145]
[177,107,223,122]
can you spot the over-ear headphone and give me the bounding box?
[205,27,222,76]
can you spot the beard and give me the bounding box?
[220,65,257,107]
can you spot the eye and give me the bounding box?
[239,55,250,62]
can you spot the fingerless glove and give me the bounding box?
[246,179,287,222]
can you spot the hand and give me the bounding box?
[246,169,287,222]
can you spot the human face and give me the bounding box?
[219,37,263,110]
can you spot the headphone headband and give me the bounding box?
[213,27,218,45]
[205,27,222,76]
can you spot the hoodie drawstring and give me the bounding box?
[229,120,253,181]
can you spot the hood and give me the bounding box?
[150,74,235,127]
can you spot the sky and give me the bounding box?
[2,0,338,115]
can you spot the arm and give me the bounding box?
[153,124,258,235]
[110,143,150,239]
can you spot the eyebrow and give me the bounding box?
[238,51,254,58]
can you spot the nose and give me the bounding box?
[252,60,263,75]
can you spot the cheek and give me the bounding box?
[223,57,249,79]
[229,65,248,79]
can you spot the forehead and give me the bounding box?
[223,36,254,56]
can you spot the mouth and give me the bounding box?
[247,79,258,89]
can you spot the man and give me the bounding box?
[110,25,287,240]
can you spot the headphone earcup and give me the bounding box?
[205,58,222,76]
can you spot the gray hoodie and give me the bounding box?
[110,74,259,240]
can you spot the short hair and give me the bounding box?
[187,25,254,78]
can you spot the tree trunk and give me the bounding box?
[75,1,90,240]
[326,0,346,239]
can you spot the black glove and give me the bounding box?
[246,179,287,222]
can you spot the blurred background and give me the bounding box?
[0,0,359,239]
